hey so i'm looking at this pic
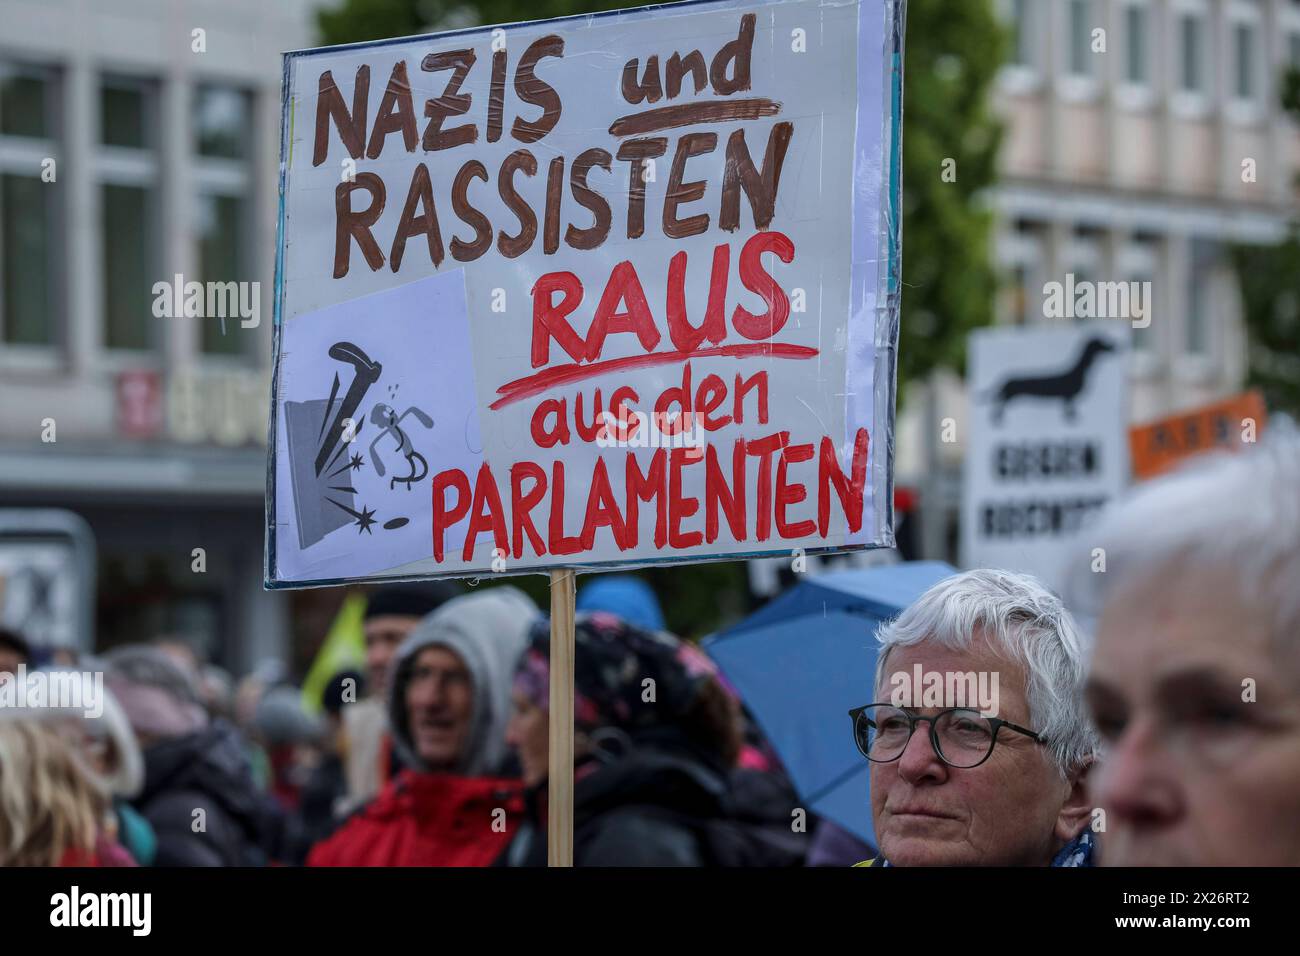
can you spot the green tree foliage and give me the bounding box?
[1232,239,1300,416]
[893,0,1003,394]
[1228,68,1300,417]
[316,0,1007,631]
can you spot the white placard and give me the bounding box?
[961,321,1131,589]
[267,0,904,585]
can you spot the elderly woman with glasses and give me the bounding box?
[852,569,1100,866]
[1071,427,1300,866]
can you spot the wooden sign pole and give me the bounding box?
[547,568,576,867]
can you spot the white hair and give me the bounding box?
[874,568,1099,776]
[1067,420,1300,662]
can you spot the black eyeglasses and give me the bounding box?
[848,703,1043,769]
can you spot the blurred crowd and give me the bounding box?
[0,573,814,867]
[1,426,1297,867]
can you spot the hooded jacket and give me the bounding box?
[308,587,539,867]
[387,586,538,777]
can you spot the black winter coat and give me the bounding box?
[134,720,285,867]
[499,746,809,867]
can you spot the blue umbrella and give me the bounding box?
[702,561,957,848]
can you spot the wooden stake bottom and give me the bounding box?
[547,568,576,867]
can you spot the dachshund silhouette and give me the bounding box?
[985,335,1118,425]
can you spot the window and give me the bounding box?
[1,71,48,138]
[1130,273,1154,350]
[100,76,158,352]
[1127,241,1158,352]
[196,193,249,354]
[1011,0,1035,67]
[1010,263,1031,325]
[0,63,60,348]
[1187,290,1208,354]
[1186,241,1217,356]
[1069,0,1095,78]
[1068,230,1103,325]
[195,86,250,160]
[1234,21,1257,101]
[102,83,146,148]
[192,85,253,356]
[1,175,54,345]
[1125,5,1148,85]
[1180,14,1205,93]
[1004,221,1044,326]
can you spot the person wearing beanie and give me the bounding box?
[362,582,463,698]
[343,582,462,806]
[498,612,807,867]
[309,586,540,867]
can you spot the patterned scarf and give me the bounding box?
[860,829,1097,867]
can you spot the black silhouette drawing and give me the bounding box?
[286,341,386,548]
[984,335,1118,424]
[285,339,441,549]
[315,342,382,476]
[368,403,434,491]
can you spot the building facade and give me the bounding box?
[899,0,1300,560]
[0,0,328,670]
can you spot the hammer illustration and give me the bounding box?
[315,341,382,475]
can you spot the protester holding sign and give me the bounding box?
[1074,427,1300,866]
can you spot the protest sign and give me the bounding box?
[961,322,1131,589]
[266,0,905,586]
[1129,391,1267,482]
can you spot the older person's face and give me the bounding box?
[870,631,1088,866]
[1088,567,1300,866]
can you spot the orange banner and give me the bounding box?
[1129,391,1268,482]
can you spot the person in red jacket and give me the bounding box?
[308,587,539,867]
